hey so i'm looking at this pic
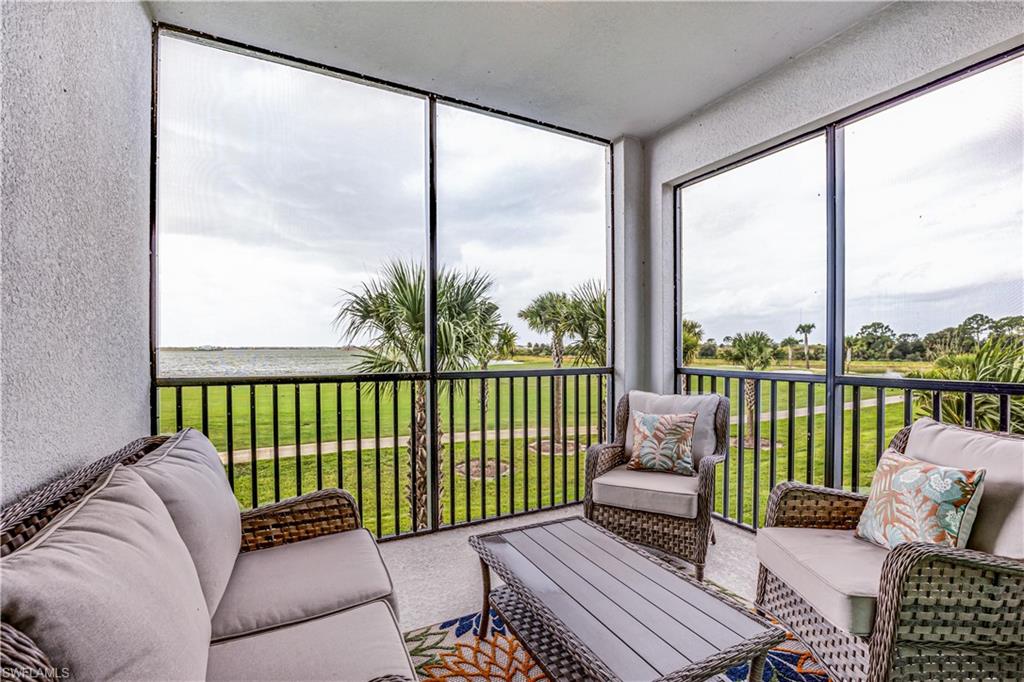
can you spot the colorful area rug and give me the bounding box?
[405,608,829,681]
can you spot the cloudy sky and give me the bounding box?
[159,35,1020,351]
[157,35,607,348]
[682,56,1022,344]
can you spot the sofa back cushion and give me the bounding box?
[906,418,1024,558]
[0,465,210,681]
[625,391,721,465]
[133,428,241,613]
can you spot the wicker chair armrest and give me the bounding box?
[868,542,1024,676]
[763,481,868,530]
[696,453,724,501]
[239,488,361,552]
[582,443,628,517]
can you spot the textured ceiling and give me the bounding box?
[149,1,888,139]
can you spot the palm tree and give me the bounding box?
[779,336,800,367]
[495,324,517,360]
[520,291,572,447]
[334,260,497,529]
[566,281,607,435]
[910,337,1024,430]
[795,323,816,370]
[729,331,776,446]
[682,319,704,365]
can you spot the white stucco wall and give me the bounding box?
[644,1,1023,393]
[1,1,153,504]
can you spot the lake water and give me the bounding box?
[158,348,362,378]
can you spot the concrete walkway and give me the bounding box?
[217,395,904,464]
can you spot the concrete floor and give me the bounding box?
[378,506,758,630]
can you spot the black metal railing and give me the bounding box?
[155,367,612,539]
[677,367,1023,531]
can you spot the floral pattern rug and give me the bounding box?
[404,608,829,681]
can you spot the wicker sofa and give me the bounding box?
[0,429,417,681]
[756,418,1024,682]
[584,390,729,580]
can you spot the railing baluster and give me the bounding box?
[227,386,235,490]
[523,376,530,512]
[374,381,382,537]
[752,379,761,529]
[964,392,975,428]
[685,373,693,395]
[292,385,299,496]
[480,377,487,520]
[448,379,455,526]
[272,385,280,502]
[464,379,471,523]
[586,374,592,448]
[875,387,885,465]
[409,381,417,532]
[599,374,606,442]
[336,383,343,489]
[561,374,568,506]
[316,383,323,491]
[249,384,258,508]
[769,380,777,492]
[698,375,704,395]
[851,385,860,493]
[201,385,209,436]
[574,374,580,501]
[509,377,516,515]
[496,376,502,517]
[175,386,183,432]
[354,381,363,523]
[932,390,943,422]
[903,389,912,426]
[737,378,745,524]
[711,375,718,395]
[392,380,399,536]
[536,375,542,510]
[999,394,1010,432]
[806,383,815,484]
[722,378,731,518]
[549,375,555,508]
[786,382,795,482]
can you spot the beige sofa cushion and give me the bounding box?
[0,466,210,681]
[757,527,888,636]
[133,428,242,613]
[211,528,396,641]
[906,418,1024,558]
[206,601,416,681]
[625,391,721,464]
[592,465,699,518]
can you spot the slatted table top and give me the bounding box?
[469,516,784,682]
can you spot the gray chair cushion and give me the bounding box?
[757,526,889,636]
[211,528,397,641]
[625,391,721,464]
[906,418,1024,558]
[134,428,242,613]
[0,466,210,681]
[206,600,416,681]
[592,464,699,518]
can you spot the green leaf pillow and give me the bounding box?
[626,410,697,475]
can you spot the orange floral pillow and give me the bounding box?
[856,449,986,549]
[626,411,697,475]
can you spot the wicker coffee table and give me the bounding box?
[469,517,785,682]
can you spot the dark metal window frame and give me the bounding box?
[673,44,1024,488]
[149,24,616,523]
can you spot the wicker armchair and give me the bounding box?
[1,434,365,679]
[756,423,1024,682]
[584,391,729,580]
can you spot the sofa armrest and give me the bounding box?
[696,453,724,504]
[239,488,362,552]
[868,542,1024,678]
[763,481,868,530]
[582,443,628,517]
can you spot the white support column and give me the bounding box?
[611,136,649,404]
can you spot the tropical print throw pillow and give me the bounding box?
[626,411,697,475]
[856,449,986,550]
